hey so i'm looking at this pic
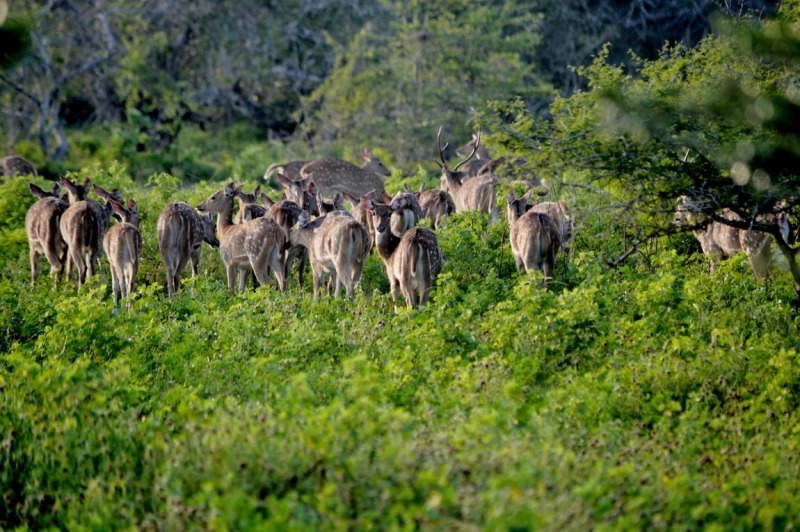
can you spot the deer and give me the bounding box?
[103,199,142,311]
[289,211,370,299]
[197,183,287,293]
[0,156,37,181]
[264,160,310,183]
[361,196,443,309]
[673,196,786,278]
[251,197,308,288]
[342,190,384,253]
[233,184,267,224]
[277,174,319,216]
[298,148,390,198]
[454,133,493,178]
[413,182,456,230]
[437,127,498,223]
[385,188,423,237]
[157,202,220,297]
[59,177,121,290]
[316,191,344,214]
[25,182,69,285]
[529,199,574,254]
[506,190,561,281]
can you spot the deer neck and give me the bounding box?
[289,224,315,249]
[375,228,401,264]
[216,199,236,235]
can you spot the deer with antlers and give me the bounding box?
[59,177,122,290]
[289,211,369,299]
[157,202,220,297]
[362,196,443,309]
[506,190,561,281]
[197,183,287,293]
[437,128,498,223]
[25,182,69,285]
[413,182,456,230]
[298,149,390,198]
[103,199,142,311]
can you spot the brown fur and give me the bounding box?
[104,200,143,311]
[507,191,560,280]
[25,182,68,284]
[157,202,219,297]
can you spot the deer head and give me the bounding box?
[29,182,61,199]
[361,148,392,177]
[60,175,91,203]
[437,127,480,189]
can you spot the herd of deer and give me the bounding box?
[17,127,789,311]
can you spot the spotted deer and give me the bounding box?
[506,190,560,281]
[362,196,443,309]
[299,149,390,198]
[264,160,310,183]
[316,191,344,214]
[437,128,498,222]
[256,198,307,288]
[103,200,143,311]
[342,190,382,253]
[289,211,369,299]
[25,182,69,284]
[385,188,423,237]
[530,200,573,254]
[59,177,121,289]
[197,184,287,293]
[414,182,456,230]
[233,184,267,224]
[157,202,220,297]
[277,174,319,216]
[0,156,37,181]
[673,196,784,278]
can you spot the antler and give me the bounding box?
[453,131,480,171]
[436,126,449,169]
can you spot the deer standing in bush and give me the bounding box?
[289,211,369,299]
[437,128,498,222]
[506,190,560,281]
[299,149,390,198]
[362,196,443,309]
[413,182,456,230]
[233,184,267,224]
[157,202,220,297]
[530,200,573,255]
[104,199,142,311]
[59,177,121,290]
[197,183,287,293]
[25,182,69,284]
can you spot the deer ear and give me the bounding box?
[111,200,127,218]
[361,148,371,161]
[261,192,275,207]
[361,196,375,211]
[253,184,261,196]
[224,184,235,196]
[382,191,392,204]
[93,184,106,198]
[277,174,291,188]
[128,198,137,211]
[279,191,287,201]
[506,192,516,204]
[342,191,356,205]
[403,183,410,193]
[307,181,317,194]
[29,183,48,198]
[417,182,425,194]
[557,199,570,215]
[83,177,92,189]
[333,192,341,206]
[298,210,310,227]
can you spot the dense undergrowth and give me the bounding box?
[2,170,800,530]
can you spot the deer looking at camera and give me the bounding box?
[157,202,220,297]
[59,177,122,290]
[25,182,69,284]
[232,184,267,224]
[197,183,287,293]
[507,190,561,281]
[289,211,369,299]
[104,199,142,311]
[299,148,390,198]
[437,128,498,222]
[362,196,443,309]
[413,182,456,230]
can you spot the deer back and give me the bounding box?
[418,189,456,229]
[300,158,386,198]
[60,201,103,255]
[0,156,37,179]
[158,202,217,269]
[510,210,561,269]
[264,160,309,182]
[26,187,68,266]
[530,200,573,252]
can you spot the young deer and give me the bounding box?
[25,182,69,284]
[362,196,443,309]
[259,198,307,288]
[316,191,344,214]
[233,184,266,224]
[59,177,121,290]
[157,202,220,297]
[299,148,390,198]
[197,183,287,293]
[277,174,319,216]
[414,182,456,230]
[529,200,573,254]
[507,190,561,281]
[104,199,143,311]
[437,128,498,222]
[289,211,369,299]
[0,156,37,180]
[385,188,423,237]
[342,190,383,253]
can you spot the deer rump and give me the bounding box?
[510,211,560,275]
[387,228,442,305]
[26,196,68,270]
[307,217,369,298]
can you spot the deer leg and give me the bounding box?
[30,246,39,285]
[110,265,120,308]
[312,269,322,299]
[270,248,286,294]
[402,280,417,310]
[238,269,248,293]
[226,264,237,292]
[73,249,87,291]
[297,249,308,289]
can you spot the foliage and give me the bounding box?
[3,162,800,528]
